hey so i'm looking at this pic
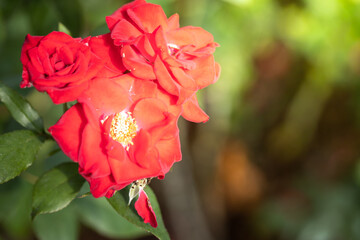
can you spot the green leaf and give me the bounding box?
[0,81,44,133]
[33,203,79,240]
[76,196,148,239]
[32,162,85,219]
[107,186,170,240]
[58,22,71,35]
[0,130,42,184]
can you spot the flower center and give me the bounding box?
[128,178,151,205]
[54,61,65,71]
[109,112,138,148]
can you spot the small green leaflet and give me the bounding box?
[58,22,71,36]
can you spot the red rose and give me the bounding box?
[106,0,221,123]
[20,31,102,104]
[48,75,182,198]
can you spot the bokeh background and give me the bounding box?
[1,0,360,239]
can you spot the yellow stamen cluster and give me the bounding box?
[109,112,138,149]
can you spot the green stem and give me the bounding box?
[77,192,91,198]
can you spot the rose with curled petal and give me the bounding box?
[106,0,221,123]
[20,31,102,104]
[48,74,182,198]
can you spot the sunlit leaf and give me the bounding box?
[31,162,85,219]
[0,81,44,133]
[0,130,42,184]
[107,186,170,240]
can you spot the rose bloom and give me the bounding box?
[106,0,221,123]
[48,74,182,198]
[20,31,102,104]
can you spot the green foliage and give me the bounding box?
[31,162,85,219]
[0,179,33,239]
[33,204,79,240]
[0,130,42,183]
[76,196,148,238]
[0,81,44,133]
[52,0,83,36]
[108,185,170,240]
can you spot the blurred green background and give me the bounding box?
[1,0,360,239]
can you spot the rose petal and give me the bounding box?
[106,141,130,184]
[215,62,221,82]
[78,121,111,178]
[44,80,89,104]
[27,47,44,74]
[187,55,217,89]
[157,136,182,175]
[153,27,182,68]
[169,66,197,90]
[111,19,142,44]
[177,87,194,105]
[37,45,53,76]
[20,34,43,67]
[122,45,156,80]
[42,31,75,45]
[106,0,147,30]
[181,94,209,123]
[135,189,158,228]
[84,174,130,198]
[147,113,179,143]
[154,56,179,96]
[155,87,182,116]
[135,35,156,61]
[78,77,130,118]
[89,34,126,76]
[127,3,168,33]
[48,103,86,162]
[111,74,134,91]
[129,129,160,169]
[133,98,167,130]
[130,78,158,102]
[20,67,31,88]
[167,14,179,30]
[58,45,74,65]
[166,26,214,49]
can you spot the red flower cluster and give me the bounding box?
[20,0,219,228]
